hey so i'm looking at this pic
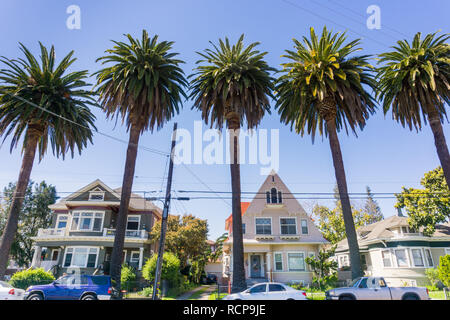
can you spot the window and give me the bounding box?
[278,191,282,203]
[288,252,305,271]
[269,284,286,292]
[271,188,277,204]
[255,218,271,235]
[249,284,266,294]
[395,249,408,267]
[339,255,349,267]
[266,192,270,203]
[382,250,392,267]
[71,212,103,231]
[242,223,246,234]
[267,188,282,204]
[445,248,450,255]
[424,249,433,267]
[411,249,424,267]
[130,251,140,264]
[56,215,68,229]
[63,247,99,268]
[91,276,109,286]
[127,215,140,230]
[51,250,59,261]
[301,219,308,234]
[274,253,283,271]
[89,191,104,201]
[280,218,296,235]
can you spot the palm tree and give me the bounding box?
[275,27,377,280]
[0,43,97,277]
[189,35,275,292]
[94,30,188,292]
[377,31,450,187]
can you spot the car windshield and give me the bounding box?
[0,281,12,288]
[350,278,362,287]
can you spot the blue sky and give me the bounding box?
[0,0,449,240]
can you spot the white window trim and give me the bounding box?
[381,249,393,268]
[287,251,306,272]
[123,250,127,264]
[423,248,434,267]
[255,217,272,235]
[410,248,425,267]
[51,249,61,261]
[300,219,309,235]
[130,251,140,263]
[55,214,68,229]
[70,210,105,232]
[126,215,141,231]
[89,190,105,201]
[273,252,283,271]
[63,246,99,268]
[394,248,410,268]
[279,217,297,235]
[445,248,450,255]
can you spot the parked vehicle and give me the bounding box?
[24,274,115,300]
[0,281,25,300]
[223,282,307,300]
[206,273,217,284]
[325,277,430,300]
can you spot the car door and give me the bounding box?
[67,276,89,299]
[266,284,288,300]
[244,284,267,300]
[355,277,391,300]
[46,276,71,300]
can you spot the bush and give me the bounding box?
[142,252,180,286]
[121,264,137,291]
[437,255,450,288]
[9,268,55,290]
[139,287,153,297]
[425,268,440,289]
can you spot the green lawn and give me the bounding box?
[306,291,326,300]
[429,291,448,300]
[187,287,209,300]
[208,291,228,300]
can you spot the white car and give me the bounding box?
[223,282,307,300]
[0,281,25,300]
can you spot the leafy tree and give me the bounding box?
[0,181,57,267]
[9,268,55,290]
[396,166,450,236]
[95,29,188,290]
[121,263,137,291]
[189,34,275,292]
[142,252,180,286]
[0,43,97,277]
[377,31,450,187]
[208,233,228,263]
[275,26,377,280]
[305,246,338,290]
[425,268,441,290]
[364,186,383,224]
[437,255,450,288]
[150,214,208,269]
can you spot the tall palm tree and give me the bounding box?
[0,43,97,277]
[94,30,188,292]
[189,35,275,292]
[275,27,377,279]
[377,32,450,186]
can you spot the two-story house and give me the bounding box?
[222,172,328,286]
[334,213,450,286]
[30,179,161,277]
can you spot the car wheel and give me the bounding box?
[339,295,355,300]
[27,293,43,300]
[81,294,97,300]
[287,298,295,301]
[402,294,419,300]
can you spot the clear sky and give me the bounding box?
[0,0,449,240]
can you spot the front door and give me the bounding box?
[250,255,261,278]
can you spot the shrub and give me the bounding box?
[437,255,450,288]
[9,268,55,290]
[142,252,180,286]
[425,268,440,289]
[139,287,153,297]
[121,264,137,291]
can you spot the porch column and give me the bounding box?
[266,252,272,281]
[138,247,144,270]
[31,246,42,268]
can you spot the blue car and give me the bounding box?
[24,274,114,300]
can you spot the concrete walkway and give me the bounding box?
[176,285,215,300]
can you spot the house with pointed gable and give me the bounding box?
[30,179,161,277]
[222,171,328,285]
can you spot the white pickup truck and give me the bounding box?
[325,277,430,300]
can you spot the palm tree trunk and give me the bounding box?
[228,122,246,293]
[0,131,40,278]
[427,105,450,188]
[109,124,141,296]
[326,119,363,280]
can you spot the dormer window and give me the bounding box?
[89,190,105,201]
[266,188,282,204]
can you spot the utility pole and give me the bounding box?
[152,122,177,300]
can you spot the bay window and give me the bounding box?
[71,212,104,231]
[63,247,99,268]
[411,249,424,267]
[394,249,409,267]
[382,250,392,267]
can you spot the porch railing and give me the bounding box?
[37,228,65,237]
[103,228,148,239]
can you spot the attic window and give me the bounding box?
[89,191,105,201]
[267,188,282,204]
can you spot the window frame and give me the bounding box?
[300,219,309,235]
[279,217,297,235]
[70,211,104,232]
[381,249,393,268]
[287,251,306,272]
[55,214,68,229]
[424,248,434,267]
[394,248,410,268]
[255,217,272,235]
[411,248,425,267]
[273,252,283,271]
[88,190,105,201]
[126,215,141,231]
[62,246,99,268]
